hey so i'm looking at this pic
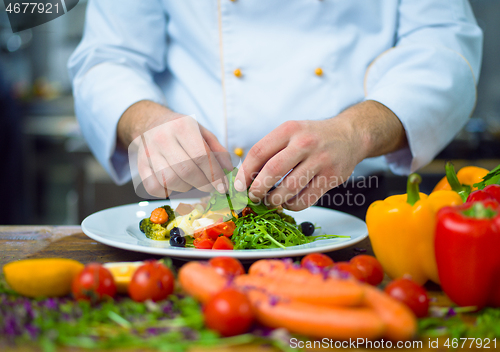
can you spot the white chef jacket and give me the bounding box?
[68,0,482,185]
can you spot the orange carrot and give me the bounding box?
[363,286,417,341]
[247,290,385,340]
[178,261,228,303]
[150,207,169,224]
[234,273,364,307]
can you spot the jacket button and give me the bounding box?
[234,147,244,157]
[315,67,323,76]
[233,68,242,78]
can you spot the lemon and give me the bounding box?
[3,258,84,298]
[103,261,144,294]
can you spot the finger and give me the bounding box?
[247,146,307,202]
[148,152,192,193]
[283,174,330,211]
[162,141,215,193]
[264,161,319,208]
[138,144,171,198]
[200,126,233,171]
[235,121,301,192]
[177,124,228,193]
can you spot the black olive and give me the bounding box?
[170,235,186,247]
[139,219,146,233]
[170,227,185,238]
[300,221,315,236]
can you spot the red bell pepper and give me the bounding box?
[435,200,500,308]
[467,184,500,203]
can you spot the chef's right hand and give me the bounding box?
[117,100,232,198]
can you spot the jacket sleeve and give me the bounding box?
[365,0,483,175]
[68,0,168,184]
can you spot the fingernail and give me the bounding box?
[216,183,226,193]
[248,192,259,202]
[234,179,244,192]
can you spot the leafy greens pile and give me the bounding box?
[0,279,296,352]
[205,168,349,249]
[419,307,500,339]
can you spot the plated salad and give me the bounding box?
[139,168,348,250]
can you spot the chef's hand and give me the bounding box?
[117,100,232,198]
[234,100,407,211]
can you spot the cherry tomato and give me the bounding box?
[301,253,334,270]
[209,257,245,277]
[205,221,236,240]
[349,255,384,286]
[193,234,215,249]
[384,278,430,318]
[128,260,174,302]
[72,263,117,301]
[212,236,234,250]
[203,288,254,336]
[332,262,365,282]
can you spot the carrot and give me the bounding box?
[247,290,385,340]
[234,273,364,307]
[178,261,228,303]
[248,259,293,277]
[362,286,417,341]
[150,207,169,224]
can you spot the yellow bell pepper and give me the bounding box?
[432,162,488,194]
[366,174,462,285]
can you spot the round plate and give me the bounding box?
[81,199,368,259]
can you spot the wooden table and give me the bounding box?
[0,226,476,351]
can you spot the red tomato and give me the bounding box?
[205,221,236,240]
[332,262,365,282]
[209,257,245,277]
[384,278,430,318]
[128,261,175,302]
[212,236,234,250]
[193,234,215,249]
[203,288,254,337]
[349,255,384,286]
[301,253,334,270]
[72,263,117,301]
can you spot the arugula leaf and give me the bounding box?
[231,210,349,250]
[473,164,500,190]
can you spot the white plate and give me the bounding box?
[81,199,368,259]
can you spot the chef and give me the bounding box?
[69,0,482,211]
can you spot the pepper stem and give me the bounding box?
[445,162,463,193]
[406,173,422,206]
[462,202,497,219]
[445,161,471,202]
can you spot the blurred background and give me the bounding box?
[0,0,499,225]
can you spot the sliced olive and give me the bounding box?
[139,219,146,233]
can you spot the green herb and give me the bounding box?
[231,210,349,250]
[473,164,500,190]
[0,290,277,352]
[419,307,500,339]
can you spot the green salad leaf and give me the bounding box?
[205,168,248,213]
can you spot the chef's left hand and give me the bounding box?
[234,100,407,211]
